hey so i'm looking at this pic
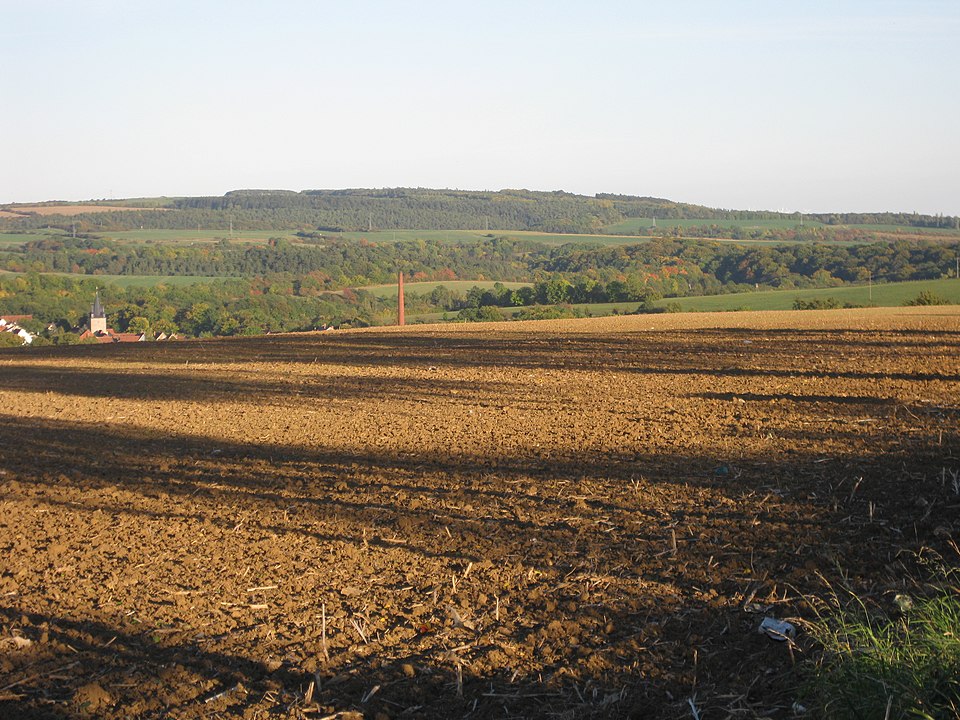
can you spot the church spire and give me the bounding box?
[89,290,107,334]
[91,289,105,319]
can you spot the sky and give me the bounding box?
[1,0,958,214]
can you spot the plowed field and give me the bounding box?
[1,308,959,719]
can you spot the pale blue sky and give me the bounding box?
[2,0,958,213]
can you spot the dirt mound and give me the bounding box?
[1,308,958,718]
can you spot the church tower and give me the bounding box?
[89,290,107,335]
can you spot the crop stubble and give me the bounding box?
[1,308,958,718]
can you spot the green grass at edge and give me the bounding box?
[652,278,960,312]
[804,581,960,719]
[406,278,960,323]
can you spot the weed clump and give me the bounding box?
[804,580,960,719]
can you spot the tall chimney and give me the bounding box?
[397,271,405,326]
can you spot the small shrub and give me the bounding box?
[457,305,504,322]
[794,297,841,310]
[905,291,949,307]
[513,305,579,321]
[0,333,26,348]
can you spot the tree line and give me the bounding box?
[5,236,957,291]
[3,236,956,341]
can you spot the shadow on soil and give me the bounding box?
[1,326,958,719]
[2,412,957,719]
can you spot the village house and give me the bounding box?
[0,315,34,345]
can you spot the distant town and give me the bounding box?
[1,292,179,346]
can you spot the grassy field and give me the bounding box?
[101,229,300,244]
[406,278,960,323]
[602,217,824,234]
[833,223,960,234]
[604,217,960,238]
[0,232,57,246]
[96,274,231,288]
[359,279,531,298]
[651,277,960,312]
[328,229,645,247]
[0,270,227,288]
[16,224,954,251]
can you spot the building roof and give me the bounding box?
[77,327,146,343]
[91,291,105,318]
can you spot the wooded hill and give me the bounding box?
[2,188,958,341]
[3,188,957,235]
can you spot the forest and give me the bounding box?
[2,235,957,341]
[4,235,956,289]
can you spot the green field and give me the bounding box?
[18,223,954,251]
[358,280,531,298]
[604,217,960,238]
[500,231,642,246]
[0,270,227,288]
[0,228,299,247]
[102,229,300,244]
[602,217,825,234]
[407,278,960,324]
[649,278,960,312]
[0,232,55,246]
[96,274,231,288]
[327,229,645,247]
[830,223,960,235]
[100,197,179,209]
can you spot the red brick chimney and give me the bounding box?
[398,271,405,326]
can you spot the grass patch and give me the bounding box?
[0,232,54,246]
[836,223,960,235]
[603,217,960,238]
[498,230,645,246]
[408,279,960,323]
[102,229,299,244]
[0,270,226,287]
[603,217,825,234]
[95,274,231,288]
[331,229,647,247]
[804,581,960,719]
[358,280,531,298]
[652,279,960,313]
[106,228,832,248]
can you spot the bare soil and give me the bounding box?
[1,308,958,719]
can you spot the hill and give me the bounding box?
[2,187,958,237]
[1,188,958,340]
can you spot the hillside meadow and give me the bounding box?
[359,280,531,299]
